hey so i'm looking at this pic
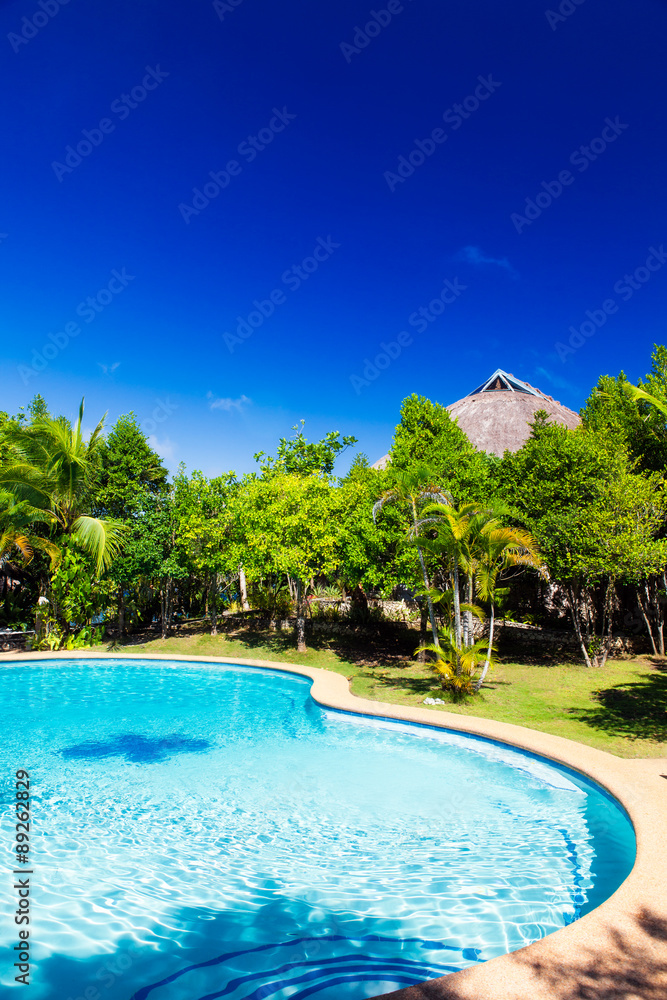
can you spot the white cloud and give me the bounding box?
[207,392,252,412]
[455,245,519,279]
[147,435,177,460]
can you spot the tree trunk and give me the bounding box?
[160,586,167,640]
[350,584,368,613]
[594,579,616,669]
[210,573,218,636]
[475,601,494,691]
[412,499,439,649]
[637,585,657,656]
[452,561,462,647]
[658,577,665,656]
[416,543,439,648]
[566,582,593,668]
[117,585,125,642]
[239,566,250,611]
[660,572,667,657]
[417,602,427,662]
[295,578,307,653]
[638,577,666,657]
[465,575,474,647]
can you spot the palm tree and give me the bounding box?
[418,628,493,699]
[373,465,450,648]
[474,520,544,690]
[412,500,481,654]
[0,400,128,575]
[0,489,60,568]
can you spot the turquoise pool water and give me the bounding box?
[1,659,635,1000]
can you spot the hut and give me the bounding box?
[446,369,580,456]
[372,369,580,467]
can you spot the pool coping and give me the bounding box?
[7,650,667,999]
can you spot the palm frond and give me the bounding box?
[372,491,398,523]
[71,516,129,575]
[625,384,667,418]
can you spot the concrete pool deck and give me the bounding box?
[10,651,667,1000]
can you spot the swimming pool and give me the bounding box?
[0,658,635,1000]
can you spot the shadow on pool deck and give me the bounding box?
[372,907,667,1000]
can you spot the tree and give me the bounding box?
[388,394,491,503]
[412,500,480,656]
[581,345,667,473]
[418,628,492,698]
[254,420,357,477]
[234,472,339,652]
[474,519,543,689]
[94,414,169,637]
[336,459,409,598]
[0,489,59,569]
[500,417,663,667]
[0,400,128,575]
[96,413,168,517]
[373,466,450,648]
[176,472,237,634]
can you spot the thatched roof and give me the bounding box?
[371,369,580,467]
[447,369,580,456]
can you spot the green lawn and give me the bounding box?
[100,626,667,759]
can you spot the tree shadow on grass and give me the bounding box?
[209,619,419,671]
[568,661,667,742]
[371,672,438,697]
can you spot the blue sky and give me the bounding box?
[1,0,666,475]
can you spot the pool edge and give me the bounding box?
[7,651,667,1000]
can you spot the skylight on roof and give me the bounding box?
[468,369,545,397]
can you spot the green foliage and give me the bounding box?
[336,460,408,594]
[581,346,667,473]
[96,413,168,518]
[499,419,662,585]
[2,354,667,666]
[254,420,357,477]
[248,582,293,619]
[0,399,128,575]
[49,541,111,634]
[388,394,491,503]
[236,472,339,583]
[418,630,495,699]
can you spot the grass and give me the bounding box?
[96,621,667,760]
